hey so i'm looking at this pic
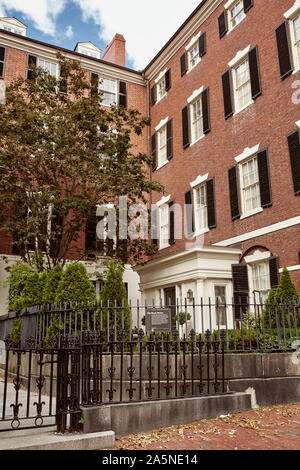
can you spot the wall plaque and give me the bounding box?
[145,308,171,334]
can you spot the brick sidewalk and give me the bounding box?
[112,404,300,450]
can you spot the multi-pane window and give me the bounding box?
[99,78,117,106]
[190,98,203,143]
[157,77,166,101]
[188,42,200,70]
[37,58,57,77]
[234,59,252,111]
[229,0,246,30]
[159,203,169,249]
[157,125,167,167]
[0,46,5,78]
[252,262,270,302]
[241,156,261,214]
[215,285,227,327]
[194,184,208,232]
[293,15,300,69]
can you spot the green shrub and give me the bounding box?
[55,262,96,305]
[10,317,22,347]
[100,260,130,340]
[42,264,63,305]
[7,261,32,312]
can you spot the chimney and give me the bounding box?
[102,34,126,67]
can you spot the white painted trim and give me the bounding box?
[190,173,209,188]
[228,45,251,68]
[154,68,167,84]
[156,195,171,208]
[185,32,201,51]
[296,120,300,128]
[187,86,204,104]
[284,0,300,19]
[279,265,300,273]
[240,207,263,220]
[190,134,205,147]
[245,251,271,264]
[156,160,169,171]
[214,216,300,247]
[224,0,237,9]
[232,99,254,116]
[155,116,169,132]
[234,144,260,163]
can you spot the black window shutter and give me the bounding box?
[257,149,272,208]
[269,256,279,290]
[228,166,241,221]
[182,105,190,149]
[180,53,187,76]
[151,133,157,172]
[27,55,37,80]
[222,70,233,119]
[150,85,156,106]
[275,21,293,80]
[218,11,227,39]
[165,69,171,91]
[151,207,159,246]
[202,87,210,134]
[232,264,249,319]
[0,47,5,78]
[118,81,127,108]
[199,32,206,57]
[243,0,253,13]
[90,72,99,96]
[206,178,216,229]
[169,201,175,245]
[185,190,194,237]
[167,119,173,161]
[248,46,262,99]
[287,130,300,195]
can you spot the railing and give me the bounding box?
[0,329,227,433]
[0,298,299,352]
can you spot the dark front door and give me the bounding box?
[164,287,176,331]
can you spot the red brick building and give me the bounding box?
[0,1,299,323]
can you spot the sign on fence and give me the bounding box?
[145,308,171,334]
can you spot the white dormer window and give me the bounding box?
[0,17,27,36]
[75,42,101,60]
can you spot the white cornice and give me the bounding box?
[190,173,209,188]
[228,45,251,68]
[145,0,223,81]
[284,0,300,19]
[0,32,146,86]
[234,144,260,163]
[187,86,204,103]
[244,250,271,264]
[155,116,169,132]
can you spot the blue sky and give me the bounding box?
[0,1,201,70]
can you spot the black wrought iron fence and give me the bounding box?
[0,298,299,352]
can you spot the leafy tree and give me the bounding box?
[42,264,64,305]
[7,261,32,312]
[264,267,299,329]
[55,262,96,305]
[100,260,130,340]
[0,54,163,271]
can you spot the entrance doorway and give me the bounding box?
[164,286,176,331]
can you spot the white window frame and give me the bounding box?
[185,32,201,73]
[189,96,204,145]
[156,76,167,103]
[226,0,246,33]
[289,12,300,73]
[159,203,170,250]
[99,77,117,107]
[249,260,271,304]
[193,182,208,235]
[232,56,253,114]
[157,124,168,169]
[214,284,229,328]
[238,153,263,219]
[37,58,58,78]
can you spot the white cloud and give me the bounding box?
[65,24,73,39]
[0,0,67,36]
[71,0,201,69]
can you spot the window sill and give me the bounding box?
[227,15,246,35]
[156,93,167,104]
[159,244,170,251]
[156,160,169,171]
[186,61,201,75]
[240,207,263,220]
[190,134,205,147]
[233,99,254,117]
[194,228,210,237]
